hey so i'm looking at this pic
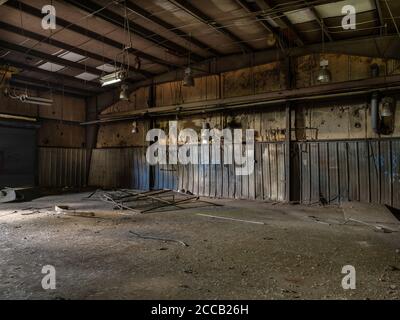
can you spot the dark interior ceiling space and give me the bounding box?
[0,0,399,98]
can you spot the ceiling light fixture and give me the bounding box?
[183,67,194,87]
[132,121,138,134]
[100,2,134,88]
[317,23,331,84]
[100,70,126,87]
[183,33,195,87]
[5,88,53,106]
[317,59,331,83]
[120,84,129,101]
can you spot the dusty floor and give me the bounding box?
[0,191,399,300]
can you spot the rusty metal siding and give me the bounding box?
[85,139,400,209]
[392,140,400,208]
[153,163,178,191]
[259,143,286,202]
[296,139,400,209]
[88,148,149,190]
[38,148,87,187]
[154,142,286,201]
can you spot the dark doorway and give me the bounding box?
[0,126,36,188]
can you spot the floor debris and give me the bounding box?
[346,218,398,233]
[197,214,266,225]
[99,189,218,214]
[54,205,96,218]
[129,231,189,247]
[0,188,18,203]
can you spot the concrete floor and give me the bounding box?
[0,191,399,300]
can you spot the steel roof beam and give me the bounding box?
[0,21,154,79]
[169,0,254,53]
[125,0,220,57]
[5,0,178,70]
[62,0,204,62]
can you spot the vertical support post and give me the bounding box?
[284,56,293,203]
[85,95,99,187]
[285,102,291,203]
[147,82,156,191]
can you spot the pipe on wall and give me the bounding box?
[370,64,380,134]
[371,91,380,134]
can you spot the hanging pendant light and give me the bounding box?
[101,2,132,88]
[317,24,331,84]
[183,33,195,87]
[132,121,138,134]
[183,67,194,87]
[317,59,331,83]
[119,84,129,101]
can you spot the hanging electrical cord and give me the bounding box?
[384,0,400,39]
[18,0,335,58]
[10,0,392,82]
[22,0,123,56]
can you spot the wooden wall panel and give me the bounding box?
[38,121,86,148]
[96,121,147,148]
[0,92,38,117]
[38,94,86,122]
[155,75,220,107]
[101,87,150,115]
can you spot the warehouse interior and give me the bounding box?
[0,0,400,300]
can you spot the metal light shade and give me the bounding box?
[317,66,331,83]
[119,84,129,101]
[183,67,194,87]
[132,121,138,134]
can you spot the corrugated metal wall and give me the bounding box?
[89,148,149,190]
[176,143,286,201]
[86,139,400,209]
[87,143,286,201]
[296,139,400,208]
[38,148,87,187]
[153,163,178,191]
